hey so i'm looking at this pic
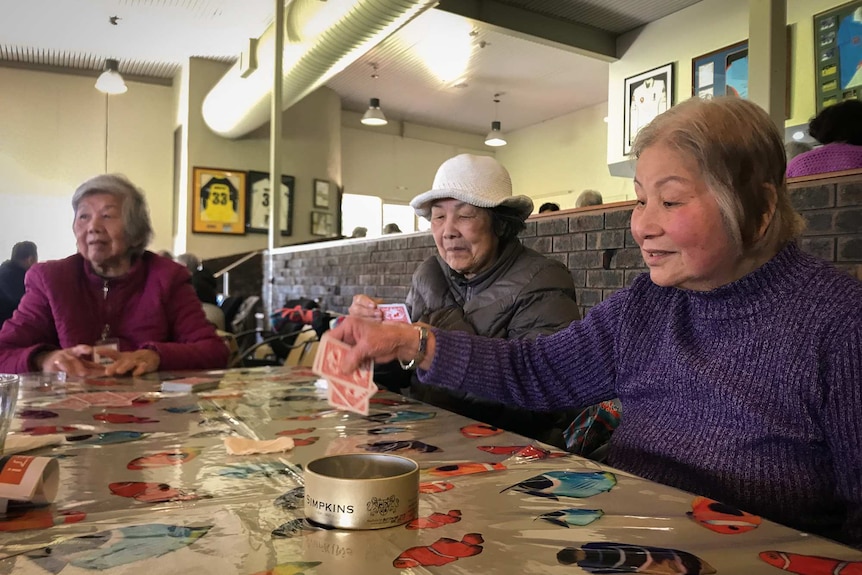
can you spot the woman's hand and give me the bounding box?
[327,317,435,373]
[36,346,103,377]
[348,294,384,321]
[99,348,161,377]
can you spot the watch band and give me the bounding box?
[399,325,428,371]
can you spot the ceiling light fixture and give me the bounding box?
[362,98,387,126]
[95,58,127,95]
[361,63,388,126]
[485,93,507,147]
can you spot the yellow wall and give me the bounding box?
[179,58,343,260]
[341,110,488,203]
[607,0,851,166]
[0,67,173,261]
[497,101,634,208]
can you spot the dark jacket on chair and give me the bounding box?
[0,259,28,327]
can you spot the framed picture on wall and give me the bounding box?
[191,167,246,235]
[245,170,295,236]
[310,211,334,236]
[692,30,792,116]
[314,179,330,208]
[692,40,749,100]
[623,63,674,155]
[814,1,862,111]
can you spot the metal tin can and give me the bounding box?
[304,453,419,529]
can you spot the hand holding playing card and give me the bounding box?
[312,334,377,415]
[378,303,412,324]
[326,317,436,374]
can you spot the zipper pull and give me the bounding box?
[103,280,109,300]
[101,324,110,341]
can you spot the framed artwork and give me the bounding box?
[814,1,862,111]
[314,179,330,208]
[245,170,295,236]
[192,167,246,235]
[691,30,792,116]
[692,40,749,101]
[624,63,674,155]
[310,211,334,236]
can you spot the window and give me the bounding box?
[341,194,421,236]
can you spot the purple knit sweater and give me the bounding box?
[420,243,862,546]
[786,142,862,178]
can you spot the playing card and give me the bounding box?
[313,334,376,415]
[313,334,375,392]
[378,303,412,324]
[327,379,371,416]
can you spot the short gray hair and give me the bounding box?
[632,97,803,254]
[72,174,153,256]
[575,189,603,208]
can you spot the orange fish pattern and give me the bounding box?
[394,533,484,568]
[406,510,462,530]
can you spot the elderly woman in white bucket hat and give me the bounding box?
[350,153,582,448]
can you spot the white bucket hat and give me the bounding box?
[410,154,534,221]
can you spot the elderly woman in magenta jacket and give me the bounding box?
[331,98,862,547]
[0,174,228,377]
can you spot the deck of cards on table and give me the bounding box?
[312,334,376,415]
[378,303,411,323]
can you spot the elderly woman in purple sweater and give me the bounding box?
[0,174,229,377]
[329,97,862,547]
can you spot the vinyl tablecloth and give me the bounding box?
[0,366,859,574]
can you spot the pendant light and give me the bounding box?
[361,98,388,126]
[360,63,388,126]
[95,59,127,95]
[484,93,507,147]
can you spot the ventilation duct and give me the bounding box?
[203,0,437,139]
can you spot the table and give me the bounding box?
[0,366,859,574]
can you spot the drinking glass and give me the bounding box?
[0,374,20,454]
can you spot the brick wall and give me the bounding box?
[268,172,862,316]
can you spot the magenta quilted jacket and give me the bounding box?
[0,252,229,373]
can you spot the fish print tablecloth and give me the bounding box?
[0,366,859,574]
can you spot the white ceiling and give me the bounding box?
[0,0,704,136]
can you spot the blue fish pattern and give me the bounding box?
[271,518,334,538]
[219,462,292,479]
[164,405,202,413]
[367,426,408,435]
[20,524,211,573]
[66,431,147,445]
[365,410,436,424]
[359,440,440,453]
[274,487,304,510]
[539,508,604,527]
[557,542,716,574]
[503,471,616,500]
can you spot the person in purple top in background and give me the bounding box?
[329,97,862,548]
[786,99,862,178]
[0,174,229,377]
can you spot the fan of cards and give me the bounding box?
[312,334,376,415]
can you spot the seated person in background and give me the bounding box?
[331,97,862,547]
[0,241,38,327]
[784,140,812,162]
[575,189,603,207]
[0,174,229,376]
[156,249,174,259]
[176,252,224,331]
[350,154,583,449]
[349,226,368,238]
[383,223,402,234]
[538,202,560,213]
[787,99,862,177]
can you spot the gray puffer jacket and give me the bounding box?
[406,240,581,447]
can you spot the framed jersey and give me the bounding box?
[246,170,295,236]
[814,1,862,111]
[192,167,247,235]
[623,63,674,156]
